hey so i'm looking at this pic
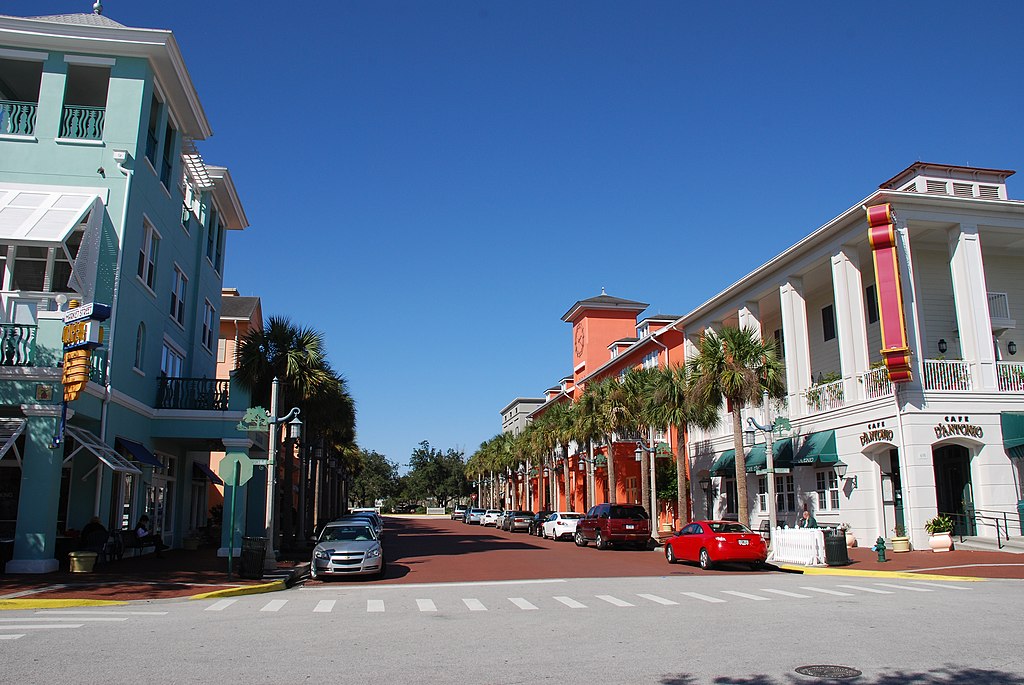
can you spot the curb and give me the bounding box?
[189,579,285,600]
[777,563,986,582]
[0,598,128,611]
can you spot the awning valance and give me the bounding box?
[193,462,224,485]
[0,183,105,245]
[1001,412,1024,460]
[116,438,161,468]
[0,418,26,464]
[793,431,839,466]
[67,426,141,475]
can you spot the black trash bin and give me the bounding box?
[824,531,851,566]
[238,536,267,580]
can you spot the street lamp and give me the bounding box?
[699,476,714,519]
[264,377,302,571]
[747,413,778,536]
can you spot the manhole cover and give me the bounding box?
[795,665,863,679]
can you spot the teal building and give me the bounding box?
[0,9,258,572]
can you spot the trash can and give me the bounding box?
[69,551,98,573]
[824,531,851,566]
[238,537,266,580]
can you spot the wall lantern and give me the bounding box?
[1009,341,1018,356]
[938,339,948,354]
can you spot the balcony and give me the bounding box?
[859,366,894,399]
[0,324,37,366]
[156,377,230,411]
[997,362,1024,392]
[802,377,845,414]
[923,360,972,391]
[988,292,1016,331]
[59,105,105,140]
[1,100,37,136]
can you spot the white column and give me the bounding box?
[831,248,871,401]
[780,278,812,415]
[948,224,997,390]
[738,302,762,339]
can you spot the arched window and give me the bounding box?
[134,322,146,371]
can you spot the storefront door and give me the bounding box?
[933,445,975,535]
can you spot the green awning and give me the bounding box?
[744,438,795,473]
[710,449,735,475]
[793,431,838,466]
[1001,412,1024,459]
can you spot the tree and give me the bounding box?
[405,441,468,508]
[619,367,661,514]
[685,326,786,526]
[576,378,630,504]
[351,449,399,508]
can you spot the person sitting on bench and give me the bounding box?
[134,515,168,558]
[79,516,109,555]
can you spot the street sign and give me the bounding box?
[219,451,254,486]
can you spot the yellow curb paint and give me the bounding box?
[0,599,128,611]
[777,564,985,582]
[189,580,285,600]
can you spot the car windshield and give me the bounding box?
[514,511,532,516]
[320,526,374,542]
[708,522,752,534]
[610,506,649,520]
[486,510,500,515]
[560,513,583,520]
[471,509,485,514]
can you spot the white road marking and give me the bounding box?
[637,594,678,606]
[462,598,487,611]
[876,583,932,592]
[0,634,24,640]
[260,599,288,612]
[0,617,127,622]
[760,589,811,599]
[313,600,336,613]
[416,599,437,612]
[367,600,385,613]
[0,624,82,630]
[596,595,634,607]
[508,597,537,611]
[910,581,972,591]
[205,599,238,611]
[721,590,770,601]
[800,586,853,597]
[303,578,566,591]
[837,584,893,594]
[36,610,168,615]
[681,592,726,603]
[553,596,586,609]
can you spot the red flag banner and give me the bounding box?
[867,204,912,383]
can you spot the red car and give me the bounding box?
[664,520,768,570]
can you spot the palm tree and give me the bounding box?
[538,402,575,511]
[576,378,629,504]
[685,326,786,526]
[620,367,661,514]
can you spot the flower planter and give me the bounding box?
[928,532,953,552]
[891,536,911,552]
[69,551,97,573]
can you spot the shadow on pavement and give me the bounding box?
[659,666,1024,684]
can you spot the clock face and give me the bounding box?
[574,325,585,357]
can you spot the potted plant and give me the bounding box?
[839,522,856,548]
[891,524,911,552]
[924,514,955,552]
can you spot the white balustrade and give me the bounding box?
[767,528,825,566]
[923,360,972,391]
[859,366,894,399]
[801,378,845,414]
[997,361,1024,392]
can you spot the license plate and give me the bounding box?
[738,539,749,546]
[625,524,635,530]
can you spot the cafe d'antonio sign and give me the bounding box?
[934,416,983,440]
[860,421,894,447]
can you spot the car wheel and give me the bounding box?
[377,560,387,579]
[699,548,713,570]
[309,561,319,580]
[666,545,677,564]
[595,531,607,550]
[574,531,587,547]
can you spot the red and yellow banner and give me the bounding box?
[867,204,912,383]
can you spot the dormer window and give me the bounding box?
[637,324,650,338]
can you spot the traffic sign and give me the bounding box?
[219,451,254,486]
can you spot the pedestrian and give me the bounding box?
[79,516,109,554]
[796,507,818,529]
[134,515,168,558]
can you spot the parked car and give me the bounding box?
[664,520,768,570]
[505,510,534,532]
[542,511,583,540]
[495,510,511,529]
[452,505,467,520]
[465,508,486,524]
[481,509,501,526]
[334,511,383,538]
[528,510,554,536]
[310,522,385,580]
[574,503,651,550]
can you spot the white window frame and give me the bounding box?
[161,338,185,378]
[775,474,796,512]
[201,300,215,351]
[642,350,659,370]
[169,264,187,326]
[816,470,840,511]
[137,218,160,293]
[757,475,768,513]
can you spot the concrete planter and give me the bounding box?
[69,551,97,573]
[928,532,954,552]
[891,536,911,552]
[845,532,857,548]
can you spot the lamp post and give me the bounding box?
[747,412,778,541]
[264,378,302,571]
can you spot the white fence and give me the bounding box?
[767,528,825,566]
[425,507,447,516]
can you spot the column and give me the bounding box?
[780,278,812,414]
[948,224,998,390]
[738,302,762,340]
[6,408,62,574]
[831,248,871,401]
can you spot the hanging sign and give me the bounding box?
[867,204,913,383]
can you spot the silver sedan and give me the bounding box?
[310,523,385,580]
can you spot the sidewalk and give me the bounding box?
[777,545,1024,580]
[0,547,307,608]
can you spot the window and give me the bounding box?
[822,304,836,342]
[642,350,659,370]
[214,217,226,274]
[775,474,796,512]
[865,284,879,324]
[637,324,649,338]
[773,328,785,358]
[137,221,159,291]
[169,266,187,326]
[201,301,215,351]
[60,63,110,140]
[10,246,47,291]
[206,207,218,262]
[624,477,639,504]
[145,94,160,165]
[217,337,227,364]
[0,56,44,136]
[161,342,184,377]
[160,120,175,188]
[723,478,737,516]
[757,476,768,513]
[816,470,840,510]
[134,322,146,371]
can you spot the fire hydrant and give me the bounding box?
[872,536,888,563]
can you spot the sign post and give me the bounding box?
[219,452,254,577]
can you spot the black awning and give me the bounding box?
[116,438,162,467]
[192,462,224,486]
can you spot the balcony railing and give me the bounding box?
[803,377,845,413]
[988,292,1010,320]
[997,361,1024,392]
[89,349,107,384]
[923,360,972,391]
[156,377,230,411]
[59,105,105,140]
[1,100,37,136]
[0,324,37,366]
[859,366,894,399]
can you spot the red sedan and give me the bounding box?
[664,520,768,571]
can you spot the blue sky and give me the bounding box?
[26,2,1024,469]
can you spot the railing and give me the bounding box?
[803,377,845,413]
[0,324,37,366]
[997,361,1024,392]
[859,366,894,399]
[1,100,37,136]
[945,509,1021,549]
[89,349,107,384]
[59,105,105,140]
[156,377,230,411]
[923,359,972,391]
[988,292,1010,320]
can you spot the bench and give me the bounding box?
[119,530,155,558]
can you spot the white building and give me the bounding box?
[684,162,1024,551]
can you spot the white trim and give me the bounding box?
[66,426,141,475]
[0,47,48,61]
[63,54,116,67]
[54,138,105,147]
[574,361,586,372]
[0,134,38,143]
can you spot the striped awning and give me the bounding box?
[0,183,105,245]
[66,426,141,475]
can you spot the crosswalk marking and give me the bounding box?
[838,584,892,595]
[801,586,853,597]
[637,593,678,606]
[313,600,335,613]
[681,592,726,603]
[462,598,487,611]
[205,599,238,611]
[596,595,633,607]
[0,624,82,630]
[911,581,972,591]
[761,589,810,599]
[508,597,537,610]
[876,583,931,592]
[0,617,127,622]
[416,599,437,612]
[367,600,385,613]
[0,634,24,640]
[260,599,288,612]
[553,596,586,609]
[721,590,770,601]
